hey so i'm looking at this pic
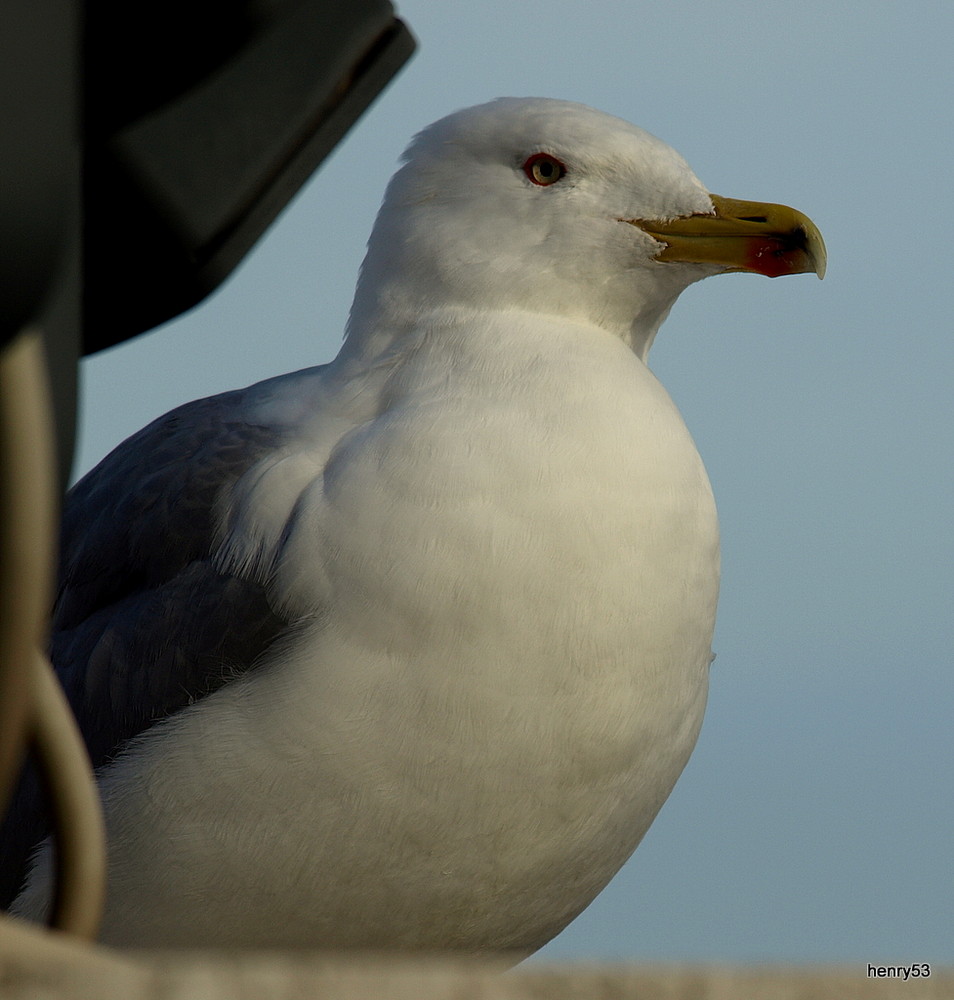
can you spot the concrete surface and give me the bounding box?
[1,918,951,999]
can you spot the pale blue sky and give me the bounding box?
[74,1,953,964]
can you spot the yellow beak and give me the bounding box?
[628,195,826,279]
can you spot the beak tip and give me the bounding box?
[803,222,827,281]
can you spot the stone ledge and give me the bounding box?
[1,918,950,999]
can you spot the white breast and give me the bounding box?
[16,312,719,952]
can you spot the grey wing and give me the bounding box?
[1,387,292,906]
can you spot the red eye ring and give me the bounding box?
[523,152,566,186]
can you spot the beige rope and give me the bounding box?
[0,329,105,939]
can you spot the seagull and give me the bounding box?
[5,98,824,953]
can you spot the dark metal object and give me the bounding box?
[84,0,415,353]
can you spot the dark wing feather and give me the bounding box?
[1,387,292,905]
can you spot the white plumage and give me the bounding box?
[10,98,823,953]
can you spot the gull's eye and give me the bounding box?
[523,152,566,186]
